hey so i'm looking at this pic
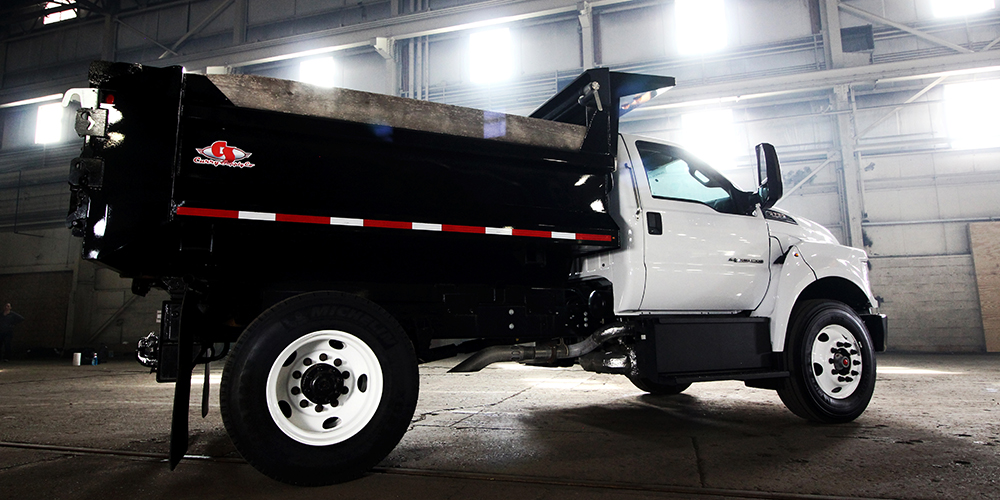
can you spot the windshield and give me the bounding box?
[635,141,748,215]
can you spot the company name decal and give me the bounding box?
[194,141,255,168]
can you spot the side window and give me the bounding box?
[637,142,740,215]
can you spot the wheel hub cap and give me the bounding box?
[810,325,862,399]
[301,364,346,405]
[265,330,383,446]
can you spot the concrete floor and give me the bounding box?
[0,353,998,499]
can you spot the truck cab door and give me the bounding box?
[626,138,771,312]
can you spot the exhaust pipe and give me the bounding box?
[448,323,630,373]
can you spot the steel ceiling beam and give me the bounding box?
[155,0,635,70]
[628,50,1000,113]
[158,0,235,59]
[838,3,975,55]
[853,75,948,141]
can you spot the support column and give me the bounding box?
[0,42,7,88]
[819,0,844,69]
[578,2,594,69]
[374,37,397,96]
[102,14,117,61]
[833,84,865,248]
[233,0,248,45]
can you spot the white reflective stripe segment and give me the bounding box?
[552,232,576,240]
[485,227,514,236]
[413,222,443,231]
[239,211,276,221]
[329,217,364,227]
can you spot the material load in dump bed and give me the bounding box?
[65,62,672,288]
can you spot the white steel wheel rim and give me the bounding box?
[809,324,862,400]
[266,330,383,446]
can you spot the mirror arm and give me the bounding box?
[744,191,762,215]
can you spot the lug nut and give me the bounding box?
[850,350,858,355]
[292,371,301,379]
[291,387,301,395]
[838,376,846,382]
[303,358,313,366]
[299,400,310,408]
[340,387,349,394]
[315,405,324,412]
[851,371,858,376]
[331,400,339,407]
[319,353,328,361]
[341,371,349,379]
[334,358,342,367]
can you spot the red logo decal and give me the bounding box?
[194,141,255,168]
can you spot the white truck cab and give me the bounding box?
[574,134,884,424]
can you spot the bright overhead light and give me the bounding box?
[35,103,64,144]
[470,28,513,84]
[675,0,727,56]
[43,1,77,25]
[299,57,336,88]
[0,93,63,109]
[681,108,738,172]
[944,80,1000,150]
[931,0,995,18]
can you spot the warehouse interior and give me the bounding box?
[0,0,998,498]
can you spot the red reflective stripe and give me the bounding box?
[175,206,615,243]
[365,219,412,230]
[176,207,239,219]
[442,224,485,234]
[576,233,614,242]
[512,229,551,239]
[276,213,329,225]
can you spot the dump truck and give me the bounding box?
[62,61,886,485]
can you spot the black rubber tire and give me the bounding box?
[628,376,691,395]
[777,300,876,424]
[220,291,418,485]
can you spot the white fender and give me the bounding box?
[757,241,876,352]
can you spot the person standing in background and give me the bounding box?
[1,302,25,361]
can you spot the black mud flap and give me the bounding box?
[861,314,888,352]
[169,291,200,470]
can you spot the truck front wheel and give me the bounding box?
[220,291,418,485]
[777,300,876,423]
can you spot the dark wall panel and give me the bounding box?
[0,271,72,354]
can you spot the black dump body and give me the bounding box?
[67,62,673,293]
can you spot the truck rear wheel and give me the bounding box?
[220,291,418,485]
[777,300,875,423]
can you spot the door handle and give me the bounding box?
[646,211,663,235]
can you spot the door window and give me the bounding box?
[636,141,743,215]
